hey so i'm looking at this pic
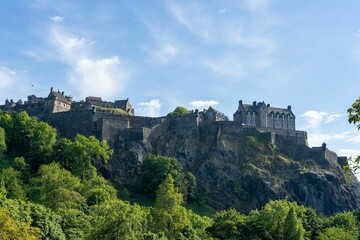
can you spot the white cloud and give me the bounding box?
[0,67,16,89]
[50,16,65,22]
[246,0,269,13]
[353,30,360,37]
[151,43,178,63]
[307,132,350,147]
[324,114,342,124]
[188,100,219,110]
[137,99,162,117]
[218,8,230,14]
[0,67,32,103]
[48,27,128,98]
[347,131,360,143]
[338,149,360,158]
[301,110,342,132]
[168,2,213,41]
[204,56,245,78]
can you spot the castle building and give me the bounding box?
[47,88,72,113]
[0,87,134,117]
[200,106,229,122]
[233,100,295,130]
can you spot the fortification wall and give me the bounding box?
[164,115,200,129]
[48,110,95,138]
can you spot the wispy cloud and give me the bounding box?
[204,56,245,78]
[218,8,230,14]
[338,149,360,157]
[50,16,65,22]
[301,110,342,131]
[300,110,350,147]
[48,26,128,98]
[0,67,17,89]
[188,100,219,110]
[0,67,31,102]
[306,132,352,147]
[137,99,162,117]
[150,43,178,63]
[168,2,213,41]
[353,30,360,37]
[246,0,270,13]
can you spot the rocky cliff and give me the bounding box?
[101,118,360,215]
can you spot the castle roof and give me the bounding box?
[49,91,71,104]
[240,102,294,117]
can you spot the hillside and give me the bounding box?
[104,118,360,215]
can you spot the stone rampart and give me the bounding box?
[48,110,95,138]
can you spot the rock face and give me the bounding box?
[102,118,360,215]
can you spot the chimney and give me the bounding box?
[50,87,53,92]
[267,104,270,107]
[62,91,64,96]
[253,101,257,106]
[287,105,292,111]
[239,100,243,106]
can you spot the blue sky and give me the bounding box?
[1,0,360,159]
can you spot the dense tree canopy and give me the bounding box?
[0,110,359,239]
[53,135,113,179]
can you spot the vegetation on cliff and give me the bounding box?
[0,110,359,239]
[167,106,189,117]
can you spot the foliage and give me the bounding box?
[167,106,189,117]
[88,199,149,240]
[0,167,26,200]
[0,199,66,240]
[0,127,6,157]
[0,207,41,240]
[348,97,360,170]
[99,107,128,115]
[0,111,56,168]
[81,175,117,206]
[207,208,246,239]
[28,162,85,210]
[53,135,113,179]
[283,207,304,240]
[317,227,356,240]
[141,154,183,195]
[57,208,91,240]
[141,154,197,201]
[319,212,359,239]
[151,174,191,239]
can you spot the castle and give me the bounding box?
[0,87,347,167]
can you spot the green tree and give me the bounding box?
[0,207,40,240]
[0,199,66,240]
[348,97,360,169]
[0,167,26,200]
[141,154,183,195]
[320,212,359,239]
[0,111,56,168]
[57,208,91,240]
[0,127,6,158]
[89,199,149,240]
[28,163,85,210]
[317,227,356,240]
[167,106,189,117]
[81,175,117,206]
[27,121,57,167]
[283,207,304,240]
[207,208,245,239]
[53,135,113,179]
[151,174,191,239]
